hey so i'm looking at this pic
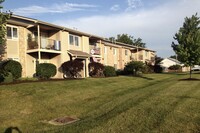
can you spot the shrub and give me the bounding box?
[116,69,124,76]
[61,60,83,78]
[168,64,182,70]
[89,62,104,77]
[154,65,163,73]
[104,66,117,77]
[2,60,22,79]
[142,64,154,74]
[124,61,145,76]
[36,63,57,79]
[3,72,13,83]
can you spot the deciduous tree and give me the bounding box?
[113,34,146,48]
[0,0,11,60]
[171,13,200,78]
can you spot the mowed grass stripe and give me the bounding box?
[1,74,200,133]
[154,81,200,133]
[86,78,200,133]
[54,75,180,133]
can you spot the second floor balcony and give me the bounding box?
[90,47,101,55]
[27,38,61,52]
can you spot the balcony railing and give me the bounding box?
[27,38,61,51]
[90,47,101,55]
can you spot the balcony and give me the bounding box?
[27,38,61,52]
[89,44,101,55]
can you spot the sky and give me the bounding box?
[2,0,200,57]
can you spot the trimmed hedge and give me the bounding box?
[124,61,144,76]
[61,60,83,78]
[104,66,117,77]
[168,64,182,70]
[89,62,104,77]
[2,60,22,79]
[36,63,57,79]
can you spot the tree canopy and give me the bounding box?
[0,0,11,60]
[171,13,200,78]
[108,34,146,48]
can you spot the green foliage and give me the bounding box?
[154,56,163,65]
[124,61,145,76]
[169,55,177,59]
[89,62,104,77]
[3,72,13,83]
[154,65,163,73]
[0,0,12,60]
[103,66,117,77]
[171,13,200,78]
[168,64,182,70]
[0,70,13,83]
[142,64,154,74]
[116,69,124,76]
[61,60,83,78]
[2,60,22,79]
[116,34,146,48]
[36,63,57,79]
[116,34,134,45]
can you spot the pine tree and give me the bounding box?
[0,0,11,60]
[172,13,200,78]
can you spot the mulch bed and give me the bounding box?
[0,78,83,86]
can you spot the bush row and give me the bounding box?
[1,59,165,83]
[0,60,57,83]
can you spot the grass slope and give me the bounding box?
[0,73,200,133]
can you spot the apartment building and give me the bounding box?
[3,15,155,78]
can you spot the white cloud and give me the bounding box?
[12,2,97,16]
[110,5,120,11]
[126,0,143,11]
[54,0,200,57]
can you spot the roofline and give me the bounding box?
[10,14,155,52]
[102,39,156,52]
[11,14,104,39]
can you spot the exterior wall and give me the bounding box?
[6,25,27,77]
[5,17,156,79]
[18,27,27,77]
[120,48,131,69]
[82,36,89,53]
[103,44,120,69]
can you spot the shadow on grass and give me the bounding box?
[4,127,22,133]
[119,75,154,80]
[178,78,200,81]
[138,76,154,80]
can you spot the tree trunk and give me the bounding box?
[189,66,192,79]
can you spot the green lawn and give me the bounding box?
[0,73,200,133]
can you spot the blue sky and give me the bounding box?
[2,0,200,57]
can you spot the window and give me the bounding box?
[69,34,80,46]
[145,51,148,57]
[75,36,79,46]
[125,50,128,56]
[104,46,107,54]
[7,26,18,39]
[113,48,116,55]
[69,35,74,45]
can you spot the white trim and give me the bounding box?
[69,34,80,47]
[6,25,19,40]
